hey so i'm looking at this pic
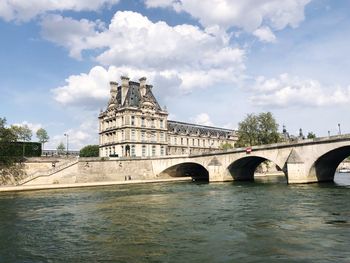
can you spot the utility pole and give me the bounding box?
[64,133,69,157]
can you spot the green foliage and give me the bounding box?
[307,132,316,139]
[10,125,32,141]
[0,117,17,165]
[0,117,16,143]
[57,142,66,155]
[235,112,280,147]
[0,142,41,159]
[36,128,49,144]
[79,145,99,157]
[219,143,234,150]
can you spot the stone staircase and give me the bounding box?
[17,158,79,185]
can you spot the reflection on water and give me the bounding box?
[0,174,349,262]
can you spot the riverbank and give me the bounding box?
[0,177,192,193]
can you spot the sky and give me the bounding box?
[1,0,350,150]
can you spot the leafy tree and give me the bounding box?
[0,118,17,166]
[219,143,234,150]
[0,118,16,142]
[10,125,32,141]
[36,128,49,151]
[307,132,316,139]
[236,112,280,147]
[57,142,66,155]
[79,145,99,157]
[235,114,259,147]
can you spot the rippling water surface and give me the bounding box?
[0,174,349,262]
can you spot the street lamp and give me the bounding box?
[64,133,69,156]
[338,123,341,135]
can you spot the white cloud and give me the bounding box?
[48,11,246,107]
[46,118,98,150]
[52,66,110,109]
[250,73,350,108]
[40,15,103,59]
[192,113,213,126]
[144,0,311,40]
[253,26,276,43]
[40,11,245,73]
[0,0,119,22]
[12,121,42,133]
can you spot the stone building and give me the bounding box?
[98,76,237,157]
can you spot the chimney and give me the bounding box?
[109,81,118,99]
[121,75,129,105]
[139,77,146,96]
[108,81,118,108]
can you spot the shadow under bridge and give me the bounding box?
[310,145,350,182]
[228,156,285,181]
[159,162,209,182]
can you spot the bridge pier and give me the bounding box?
[286,162,318,184]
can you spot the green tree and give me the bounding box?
[235,114,259,147]
[257,112,280,145]
[236,112,280,147]
[0,117,17,166]
[10,125,32,141]
[219,142,234,150]
[0,118,16,142]
[79,145,99,157]
[36,128,49,151]
[57,142,65,155]
[307,132,316,139]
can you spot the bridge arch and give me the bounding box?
[227,156,285,181]
[309,145,350,182]
[159,162,209,181]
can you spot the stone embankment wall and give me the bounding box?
[23,158,173,185]
[338,161,350,169]
[18,158,350,186]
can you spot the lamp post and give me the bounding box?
[338,123,341,135]
[64,133,69,157]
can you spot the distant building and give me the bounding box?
[98,76,237,157]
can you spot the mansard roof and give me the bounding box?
[110,81,162,111]
[167,120,236,138]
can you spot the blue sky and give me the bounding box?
[1,0,350,150]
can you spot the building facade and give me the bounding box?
[99,76,237,157]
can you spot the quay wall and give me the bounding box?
[24,158,172,185]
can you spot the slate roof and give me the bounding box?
[108,81,162,111]
[167,120,236,138]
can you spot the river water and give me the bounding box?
[0,174,349,262]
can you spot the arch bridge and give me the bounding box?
[152,134,350,184]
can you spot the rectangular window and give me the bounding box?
[160,119,164,128]
[142,145,146,157]
[181,138,183,145]
[131,129,135,141]
[131,116,135,126]
[131,145,135,157]
[141,131,145,141]
[141,117,145,127]
[152,146,156,156]
[160,132,164,141]
[160,146,164,156]
[174,137,177,145]
[151,119,155,128]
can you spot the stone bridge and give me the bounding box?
[151,134,350,184]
